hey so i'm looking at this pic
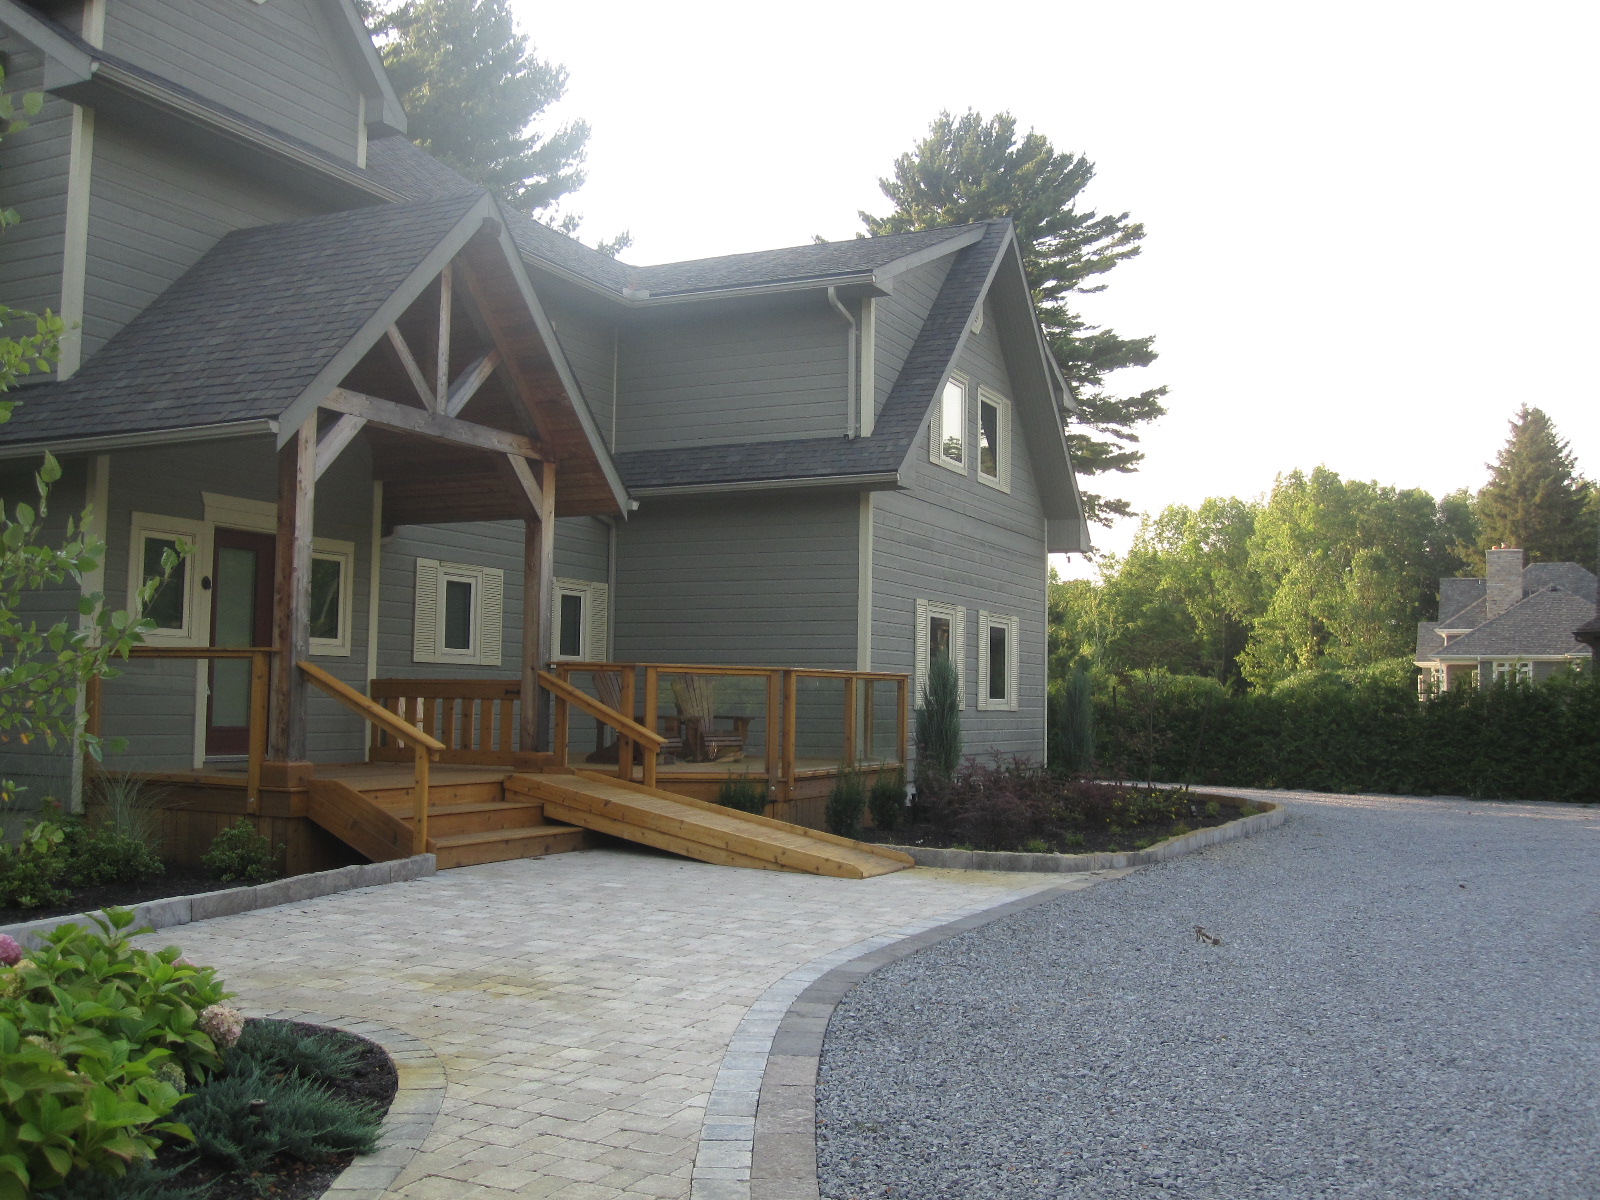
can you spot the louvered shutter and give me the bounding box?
[977,610,992,709]
[1007,615,1020,712]
[928,394,943,463]
[588,582,610,662]
[953,605,967,704]
[998,397,1013,493]
[914,599,929,704]
[414,559,440,663]
[478,568,504,666]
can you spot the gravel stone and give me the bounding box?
[816,790,1600,1199]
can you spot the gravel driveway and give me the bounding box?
[816,790,1600,1199]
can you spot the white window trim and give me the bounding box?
[552,577,610,663]
[929,373,969,475]
[127,512,206,645]
[913,598,966,708]
[976,387,1012,494]
[308,546,355,657]
[414,558,503,666]
[977,611,1021,712]
[1491,660,1533,682]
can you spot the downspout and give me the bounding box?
[826,287,856,438]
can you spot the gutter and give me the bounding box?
[825,286,857,438]
[629,471,902,499]
[0,419,279,461]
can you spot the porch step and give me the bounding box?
[427,824,589,870]
[365,780,508,810]
[394,799,547,838]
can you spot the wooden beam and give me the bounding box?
[457,263,554,445]
[269,415,316,762]
[315,414,366,480]
[522,461,556,752]
[386,326,435,410]
[496,452,545,524]
[444,349,500,417]
[324,387,544,458]
[435,264,453,411]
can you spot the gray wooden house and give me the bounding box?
[0,0,1088,870]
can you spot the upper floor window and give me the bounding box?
[930,375,968,473]
[977,388,1011,493]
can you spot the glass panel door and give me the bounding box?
[206,529,275,757]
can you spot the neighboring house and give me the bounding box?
[1415,547,1595,692]
[0,0,1089,815]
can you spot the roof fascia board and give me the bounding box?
[1429,654,1585,662]
[0,419,277,461]
[323,0,407,134]
[631,471,902,499]
[276,197,496,446]
[629,273,881,305]
[871,227,988,288]
[0,1,93,78]
[483,200,632,515]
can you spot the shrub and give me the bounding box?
[867,768,905,833]
[914,655,962,797]
[35,1157,202,1200]
[825,767,867,838]
[0,909,231,1196]
[200,820,282,883]
[178,1057,381,1174]
[1048,665,1096,774]
[63,822,164,889]
[230,1020,361,1088]
[714,775,768,815]
[0,818,71,909]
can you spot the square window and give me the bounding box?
[128,513,204,644]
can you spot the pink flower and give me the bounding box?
[198,1004,245,1049]
[0,935,21,967]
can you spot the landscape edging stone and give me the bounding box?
[0,854,437,948]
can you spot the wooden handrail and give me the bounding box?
[127,647,279,660]
[537,670,665,750]
[299,662,446,752]
[299,661,440,855]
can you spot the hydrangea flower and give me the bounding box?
[198,1003,245,1049]
[0,934,21,966]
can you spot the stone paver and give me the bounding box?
[143,845,1097,1198]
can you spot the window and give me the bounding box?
[414,558,503,665]
[308,548,353,656]
[552,578,610,662]
[977,388,1011,493]
[913,599,965,707]
[977,611,1021,711]
[929,374,968,473]
[1491,660,1533,683]
[128,513,204,644]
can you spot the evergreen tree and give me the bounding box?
[362,0,589,215]
[1476,406,1595,569]
[861,110,1165,525]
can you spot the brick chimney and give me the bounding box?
[1485,546,1524,619]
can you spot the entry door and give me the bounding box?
[206,528,276,757]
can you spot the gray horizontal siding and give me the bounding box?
[83,122,317,357]
[544,301,617,450]
[616,299,848,451]
[0,39,71,341]
[873,312,1049,762]
[875,255,955,414]
[613,494,858,669]
[104,0,361,162]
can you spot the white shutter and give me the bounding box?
[953,605,967,705]
[478,567,504,666]
[1007,615,1020,712]
[928,394,943,463]
[413,558,441,663]
[914,598,929,704]
[998,396,1013,493]
[588,582,610,662]
[976,610,992,709]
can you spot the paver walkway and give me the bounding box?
[143,845,1094,1199]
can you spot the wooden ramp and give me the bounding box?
[507,770,914,879]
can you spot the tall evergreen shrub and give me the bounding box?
[1048,665,1096,774]
[914,655,962,796]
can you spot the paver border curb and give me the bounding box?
[689,880,1103,1200]
[882,796,1286,872]
[0,854,437,948]
[254,1008,445,1200]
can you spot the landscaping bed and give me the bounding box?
[0,870,239,925]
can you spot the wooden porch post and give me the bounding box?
[269,416,316,763]
[521,462,556,752]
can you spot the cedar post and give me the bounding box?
[269,416,316,762]
[521,462,556,752]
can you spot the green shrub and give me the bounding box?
[825,767,867,838]
[714,776,768,815]
[178,1057,380,1174]
[200,820,282,883]
[0,818,71,909]
[0,909,232,1197]
[229,1021,360,1088]
[914,655,962,796]
[1048,665,1096,773]
[63,822,164,889]
[36,1157,202,1200]
[867,768,905,833]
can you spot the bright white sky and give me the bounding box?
[515,0,1599,578]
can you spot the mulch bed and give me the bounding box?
[864,803,1244,856]
[161,1020,399,1200]
[0,869,242,926]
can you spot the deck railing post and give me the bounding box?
[619,667,637,782]
[897,676,909,767]
[413,743,430,855]
[643,666,659,789]
[764,669,781,790]
[553,688,570,770]
[843,675,857,767]
[247,650,271,815]
[783,670,797,784]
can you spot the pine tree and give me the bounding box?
[861,110,1165,526]
[1476,406,1595,569]
[362,0,589,215]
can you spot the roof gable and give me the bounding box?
[1433,586,1596,658]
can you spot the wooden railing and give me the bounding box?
[540,670,667,788]
[86,646,276,813]
[298,662,444,853]
[368,678,522,766]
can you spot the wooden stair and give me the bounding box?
[507,770,914,879]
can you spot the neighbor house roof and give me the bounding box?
[1430,587,1596,659]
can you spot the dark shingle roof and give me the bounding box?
[612,223,1009,490]
[1435,587,1597,658]
[1415,621,1443,659]
[1438,595,1486,630]
[1524,562,1596,604]
[1437,576,1485,619]
[0,194,482,445]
